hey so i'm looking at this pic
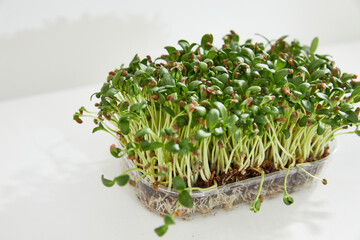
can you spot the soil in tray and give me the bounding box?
[194,146,330,188]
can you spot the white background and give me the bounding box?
[1,0,360,239]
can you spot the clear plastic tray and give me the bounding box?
[127,142,335,218]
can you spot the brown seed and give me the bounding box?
[104,113,111,121]
[179,100,186,108]
[76,118,83,124]
[152,182,159,191]
[191,100,199,107]
[292,112,298,120]
[150,94,159,100]
[322,179,328,185]
[166,95,175,101]
[144,163,152,170]
[355,107,360,116]
[146,55,152,62]
[128,155,135,161]
[149,151,156,158]
[205,41,213,47]
[109,71,116,76]
[334,106,340,111]
[259,195,264,203]
[230,99,238,104]
[187,103,195,113]
[316,83,326,92]
[316,104,322,111]
[217,141,224,148]
[158,165,168,172]
[282,86,291,96]
[129,180,136,187]
[245,97,253,107]
[174,209,183,217]
[121,70,128,76]
[277,117,286,122]
[193,149,200,156]
[110,144,116,152]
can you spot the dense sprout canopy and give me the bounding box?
[74,31,360,236]
[74,31,360,188]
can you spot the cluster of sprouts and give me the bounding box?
[74,31,360,236]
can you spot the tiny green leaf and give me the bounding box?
[301,99,314,113]
[92,123,108,133]
[206,109,220,129]
[340,103,354,112]
[213,66,228,73]
[213,101,227,120]
[115,174,130,186]
[317,121,325,135]
[164,215,175,226]
[207,50,217,59]
[299,116,309,127]
[274,58,287,70]
[135,128,153,138]
[195,129,211,140]
[282,129,290,139]
[341,73,356,82]
[173,176,186,191]
[254,115,267,125]
[188,80,202,91]
[346,111,358,123]
[310,37,319,54]
[154,225,168,237]
[246,86,261,97]
[165,141,180,153]
[101,175,115,187]
[194,106,207,116]
[315,109,332,117]
[162,106,175,117]
[274,69,289,85]
[283,196,294,205]
[177,190,194,208]
[118,119,130,135]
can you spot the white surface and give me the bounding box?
[1,41,360,239]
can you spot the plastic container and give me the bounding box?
[127,142,336,218]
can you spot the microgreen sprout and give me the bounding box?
[296,164,328,185]
[249,169,265,213]
[74,31,360,236]
[283,159,295,205]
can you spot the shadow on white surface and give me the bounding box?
[168,184,332,240]
[0,13,169,101]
